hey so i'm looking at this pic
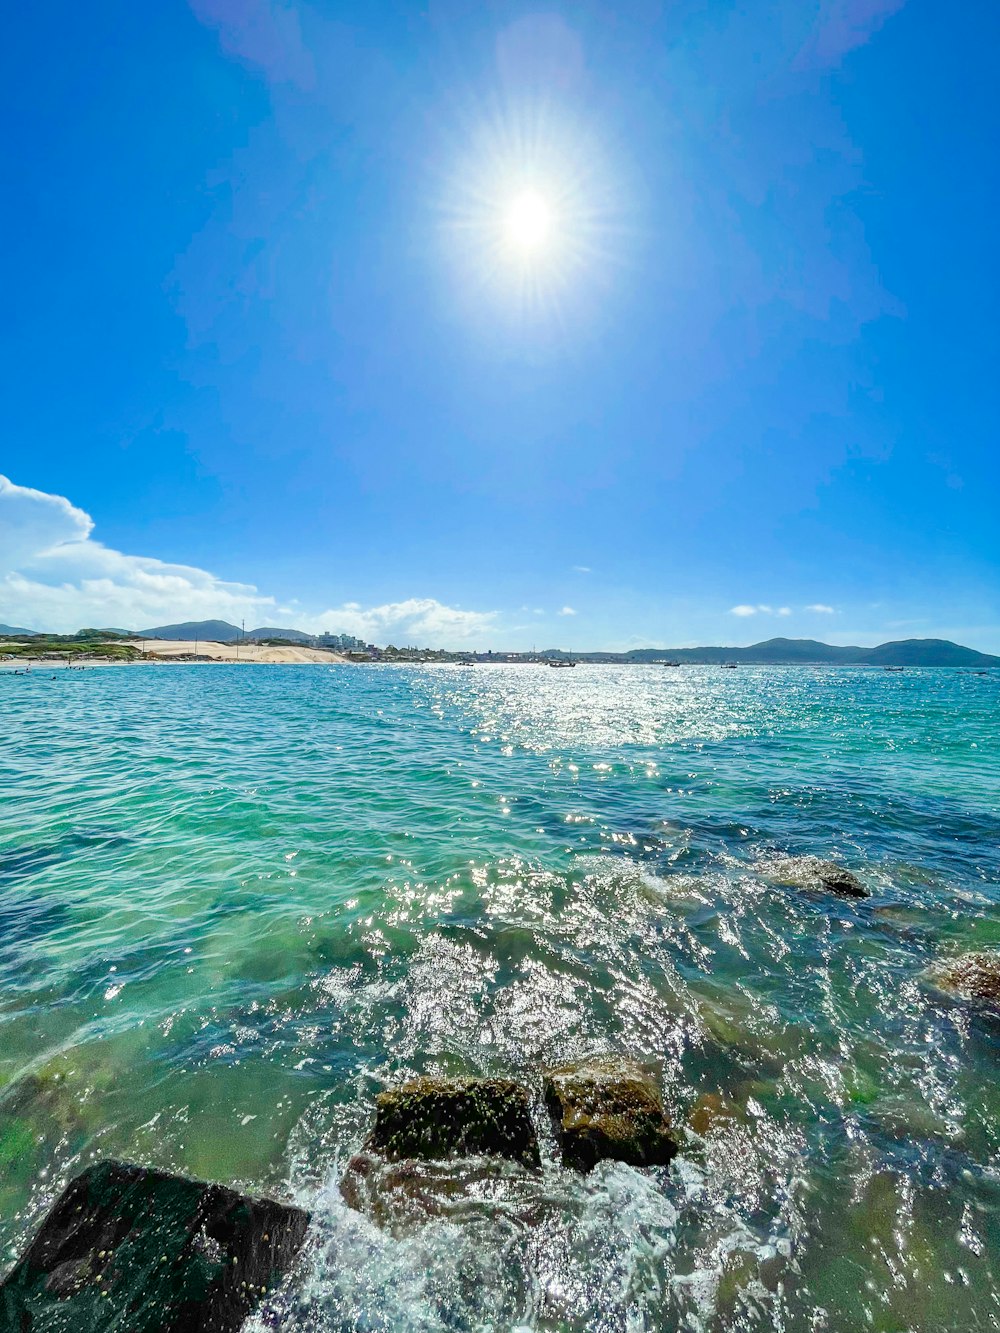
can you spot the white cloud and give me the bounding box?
[572,565,591,574]
[805,603,836,614]
[729,603,792,617]
[558,606,577,617]
[0,476,495,646]
[306,598,495,645]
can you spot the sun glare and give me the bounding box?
[439,96,620,325]
[505,190,553,252]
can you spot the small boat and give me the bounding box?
[883,666,904,672]
[548,659,577,668]
[722,662,738,669]
[662,660,680,667]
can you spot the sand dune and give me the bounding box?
[129,639,349,664]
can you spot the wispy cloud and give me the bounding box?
[805,603,836,614]
[729,603,791,617]
[558,606,577,617]
[0,476,494,646]
[572,565,591,574]
[188,0,316,88]
[796,0,907,69]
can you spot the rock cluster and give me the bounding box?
[340,1065,677,1225]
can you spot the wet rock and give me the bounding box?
[543,1058,678,1172]
[932,952,1000,1004]
[763,856,868,899]
[0,1159,310,1332]
[363,1076,540,1168]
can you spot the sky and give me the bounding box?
[1,0,998,649]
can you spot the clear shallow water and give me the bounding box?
[1,662,999,1331]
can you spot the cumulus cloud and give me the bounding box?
[307,598,495,645]
[805,603,836,614]
[558,606,577,617]
[0,476,494,646]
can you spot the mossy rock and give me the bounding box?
[930,951,1000,1004]
[543,1058,677,1172]
[0,1159,310,1332]
[364,1077,540,1168]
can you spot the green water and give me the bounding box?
[1,663,999,1330]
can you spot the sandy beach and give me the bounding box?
[127,639,349,664]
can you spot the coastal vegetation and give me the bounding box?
[0,632,141,662]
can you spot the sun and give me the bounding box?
[439,95,621,324]
[505,190,553,253]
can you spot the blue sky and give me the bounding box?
[1,0,997,648]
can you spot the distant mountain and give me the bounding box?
[249,626,316,643]
[617,637,999,667]
[140,620,243,641]
[139,620,321,644]
[0,624,38,636]
[861,638,1000,667]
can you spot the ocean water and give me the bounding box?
[1,662,999,1331]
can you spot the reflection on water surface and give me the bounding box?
[1,664,998,1329]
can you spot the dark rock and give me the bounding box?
[762,856,868,899]
[0,1159,310,1332]
[815,864,867,898]
[932,952,1000,1004]
[543,1058,678,1172]
[362,1076,540,1169]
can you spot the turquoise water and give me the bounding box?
[1,662,999,1330]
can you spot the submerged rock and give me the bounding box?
[932,952,1000,1004]
[763,856,868,899]
[688,1091,739,1137]
[339,1152,544,1234]
[543,1058,678,1172]
[363,1076,541,1168]
[0,1159,310,1332]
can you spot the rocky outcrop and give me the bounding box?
[363,1076,541,1168]
[762,856,868,899]
[543,1058,677,1172]
[931,952,1000,1004]
[0,1160,309,1332]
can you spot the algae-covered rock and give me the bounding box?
[543,1058,677,1172]
[762,856,868,899]
[931,952,1000,1004]
[363,1076,540,1168]
[0,1159,310,1332]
